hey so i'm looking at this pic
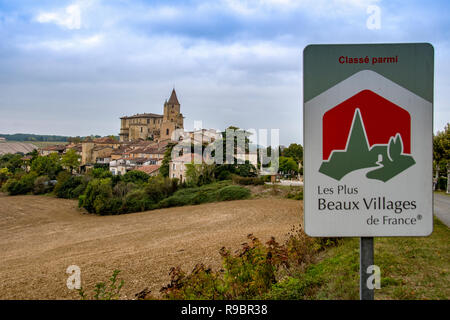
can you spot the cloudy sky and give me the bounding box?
[0,0,448,145]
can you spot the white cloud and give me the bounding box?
[22,34,103,51]
[222,0,380,16]
[36,3,82,29]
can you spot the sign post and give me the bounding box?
[303,43,434,300]
[359,237,374,300]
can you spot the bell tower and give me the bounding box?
[161,88,184,141]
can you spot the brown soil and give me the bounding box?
[0,194,302,299]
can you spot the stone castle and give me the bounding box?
[119,89,184,142]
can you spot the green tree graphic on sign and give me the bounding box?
[319,109,415,182]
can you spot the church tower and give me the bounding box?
[161,89,184,141]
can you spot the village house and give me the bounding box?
[39,145,66,156]
[81,137,121,166]
[169,153,197,182]
[64,143,82,156]
[109,157,155,176]
[135,164,161,177]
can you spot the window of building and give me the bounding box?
[166,128,169,135]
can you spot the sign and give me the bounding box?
[303,43,434,237]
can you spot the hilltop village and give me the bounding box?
[36,89,221,182]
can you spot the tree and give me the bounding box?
[433,123,450,176]
[185,163,215,186]
[278,156,298,176]
[160,142,176,177]
[30,154,62,179]
[122,170,150,185]
[62,149,80,174]
[282,143,303,164]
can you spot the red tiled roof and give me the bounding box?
[41,145,66,151]
[93,137,120,144]
[120,113,163,120]
[135,165,161,175]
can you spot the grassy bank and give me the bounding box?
[267,217,449,300]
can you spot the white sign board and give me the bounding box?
[303,43,434,237]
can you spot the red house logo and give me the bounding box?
[319,89,415,182]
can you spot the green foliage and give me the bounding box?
[433,123,449,172]
[145,176,179,203]
[121,189,154,213]
[78,178,113,214]
[286,190,303,200]
[216,185,251,201]
[159,181,248,209]
[0,167,12,186]
[214,163,257,180]
[278,156,299,175]
[158,229,338,300]
[232,175,264,185]
[160,234,277,300]
[33,175,52,195]
[122,170,150,185]
[0,154,24,173]
[78,270,124,300]
[89,167,112,179]
[4,172,38,195]
[30,154,62,179]
[112,181,136,198]
[281,143,303,164]
[55,174,88,199]
[160,142,176,177]
[61,149,80,173]
[437,176,447,191]
[185,163,215,186]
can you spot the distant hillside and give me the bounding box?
[0,133,69,142]
[0,142,38,155]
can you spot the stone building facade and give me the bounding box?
[119,89,184,142]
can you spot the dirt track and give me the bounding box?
[0,194,302,299]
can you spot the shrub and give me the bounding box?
[121,189,154,213]
[156,228,342,300]
[145,176,178,203]
[217,170,232,181]
[122,170,150,185]
[160,234,278,300]
[53,171,71,196]
[55,175,87,199]
[89,167,112,179]
[159,195,190,208]
[33,175,52,195]
[79,178,113,214]
[113,181,136,198]
[286,190,303,200]
[216,185,251,201]
[30,154,62,179]
[78,270,124,300]
[0,168,12,187]
[232,175,264,185]
[437,176,447,191]
[4,172,38,195]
